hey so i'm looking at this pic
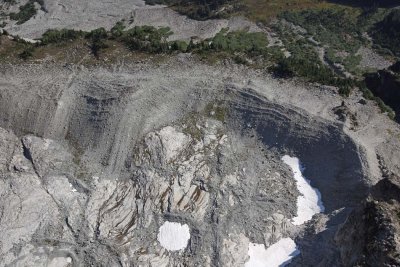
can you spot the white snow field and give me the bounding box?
[244,155,326,266]
[245,238,300,267]
[282,155,325,225]
[157,221,191,251]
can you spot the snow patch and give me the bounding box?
[21,37,40,44]
[282,155,325,225]
[245,238,300,267]
[157,221,190,251]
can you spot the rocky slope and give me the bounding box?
[0,0,260,41]
[0,57,399,266]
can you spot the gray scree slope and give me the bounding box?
[0,57,399,266]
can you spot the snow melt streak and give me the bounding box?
[245,238,300,267]
[157,221,190,251]
[282,155,325,225]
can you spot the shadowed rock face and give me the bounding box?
[0,61,387,266]
[365,61,400,122]
[229,88,368,213]
[327,0,400,8]
[336,174,400,267]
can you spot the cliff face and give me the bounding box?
[365,61,400,122]
[336,174,400,267]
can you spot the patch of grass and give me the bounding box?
[181,102,227,141]
[242,0,336,22]
[204,102,227,122]
[182,113,203,141]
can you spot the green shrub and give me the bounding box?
[362,87,375,100]
[375,97,396,119]
[370,9,400,56]
[86,28,108,58]
[272,43,358,96]
[171,40,188,52]
[209,29,268,53]
[358,82,396,119]
[19,47,34,60]
[272,59,295,78]
[204,102,227,122]
[41,29,84,45]
[110,21,126,38]
[274,53,334,83]
[122,26,173,53]
[233,55,247,65]
[85,27,108,40]
[338,85,351,97]
[9,1,36,25]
